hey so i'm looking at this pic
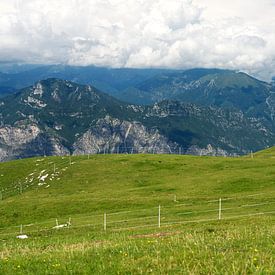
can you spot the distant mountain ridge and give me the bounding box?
[118,69,274,113]
[0,65,175,96]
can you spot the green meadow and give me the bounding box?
[0,149,274,274]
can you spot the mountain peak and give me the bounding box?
[24,78,101,106]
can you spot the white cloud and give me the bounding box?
[0,0,274,80]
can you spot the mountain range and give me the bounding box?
[0,72,274,161]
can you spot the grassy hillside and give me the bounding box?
[0,150,274,274]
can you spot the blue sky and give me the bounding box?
[0,0,274,80]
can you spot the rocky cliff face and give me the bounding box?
[0,124,70,161]
[72,116,178,155]
[0,78,273,161]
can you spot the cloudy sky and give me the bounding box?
[0,0,275,80]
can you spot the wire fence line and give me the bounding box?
[4,191,273,229]
[111,210,275,232]
[0,191,274,230]
[0,192,274,238]
[76,146,248,156]
[1,209,274,238]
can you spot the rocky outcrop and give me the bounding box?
[0,124,69,161]
[73,116,177,154]
[186,144,228,157]
[0,124,40,146]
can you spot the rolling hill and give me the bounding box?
[0,149,274,273]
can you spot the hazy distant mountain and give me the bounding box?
[0,65,175,94]
[0,78,273,161]
[119,69,272,107]
[0,86,16,98]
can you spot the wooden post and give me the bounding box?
[104,213,107,231]
[218,198,222,220]
[19,182,22,194]
[158,205,161,228]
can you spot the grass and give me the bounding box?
[0,148,274,274]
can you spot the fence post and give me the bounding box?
[20,224,23,234]
[158,205,161,228]
[0,191,2,200]
[218,198,222,220]
[68,217,71,227]
[19,182,22,194]
[104,213,107,231]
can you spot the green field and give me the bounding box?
[0,149,274,274]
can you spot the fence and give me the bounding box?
[78,146,245,157]
[0,192,274,238]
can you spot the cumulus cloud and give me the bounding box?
[0,0,274,80]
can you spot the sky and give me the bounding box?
[0,0,275,80]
